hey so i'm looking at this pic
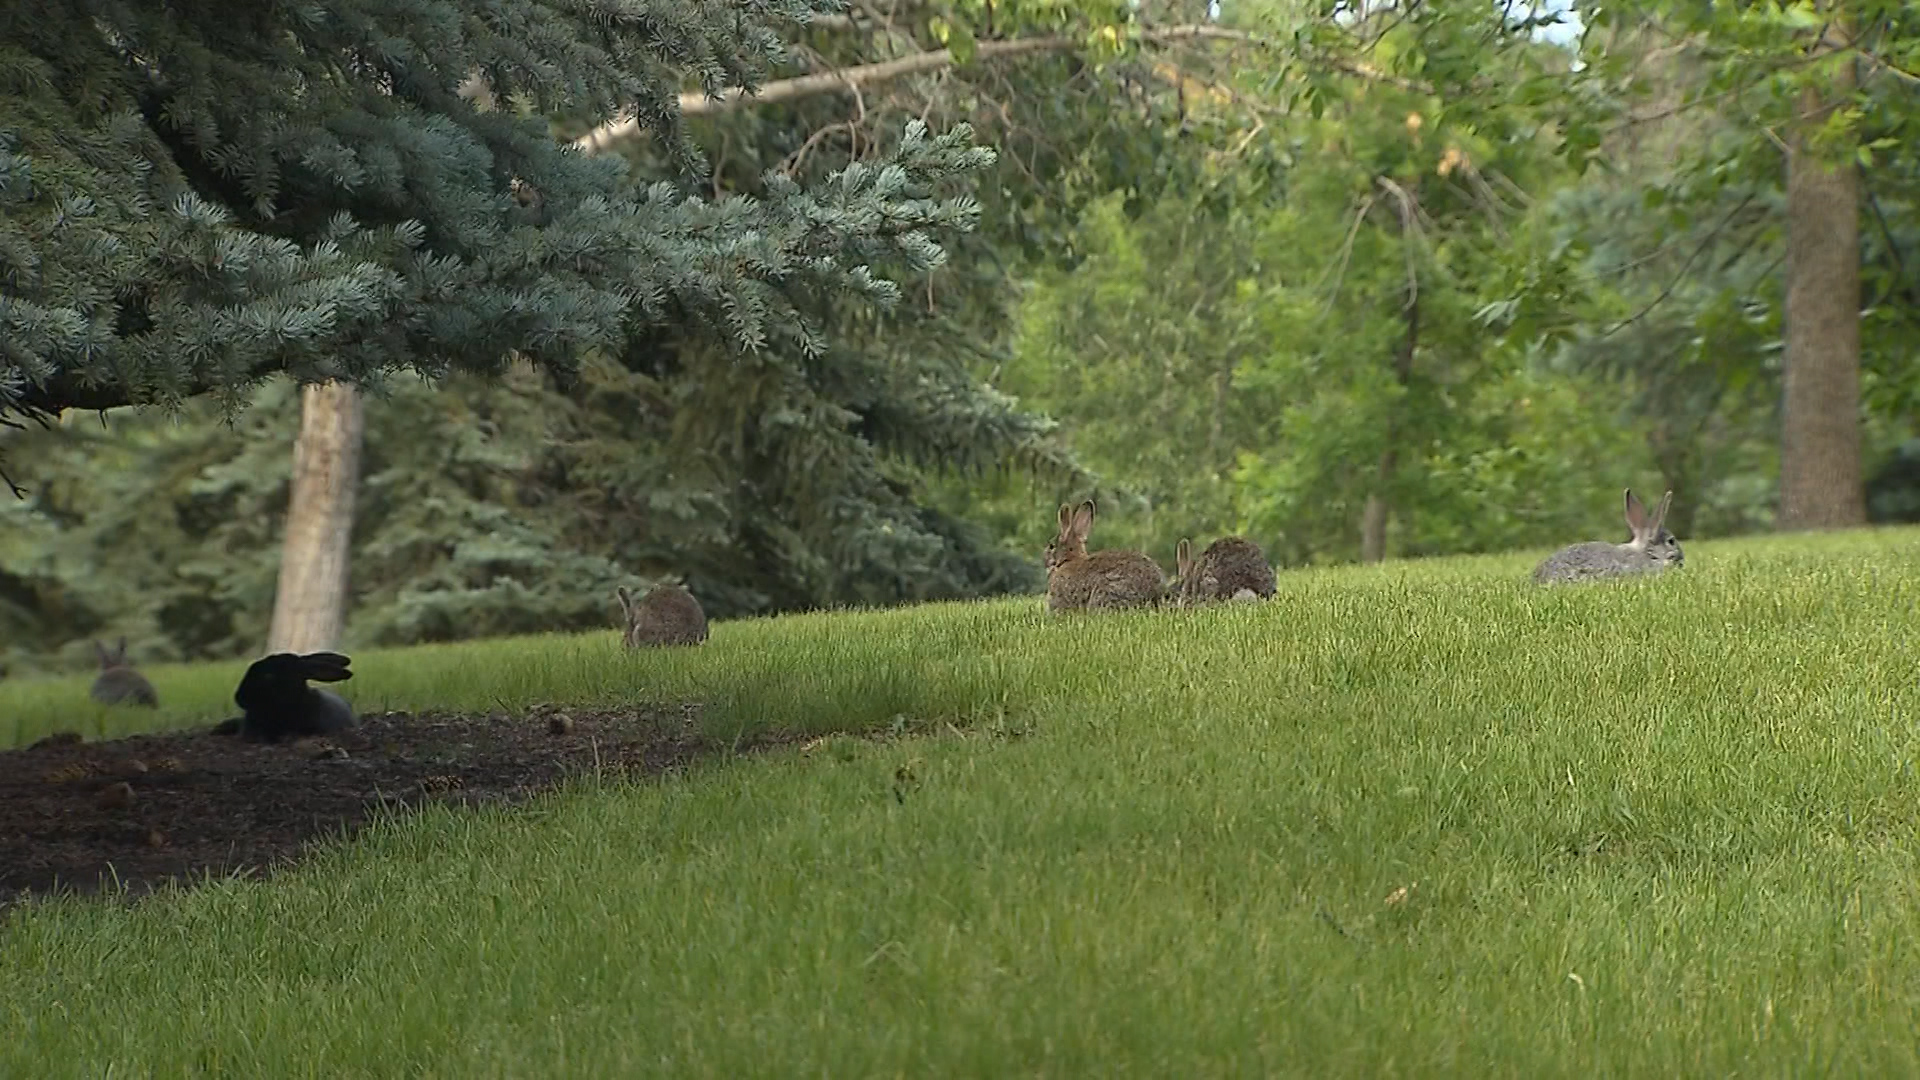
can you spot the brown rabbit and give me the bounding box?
[1174,536,1276,606]
[616,583,709,647]
[90,637,158,707]
[1043,500,1166,613]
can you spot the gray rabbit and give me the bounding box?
[617,583,709,647]
[90,637,158,707]
[1532,488,1684,584]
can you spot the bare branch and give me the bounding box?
[1318,193,1376,316]
[804,13,861,33]
[1227,116,1266,156]
[780,82,870,176]
[574,34,1060,153]
[1600,191,1759,337]
[1454,157,1514,240]
[569,24,1431,154]
[1375,176,1421,310]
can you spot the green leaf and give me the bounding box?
[1778,3,1827,29]
[947,19,977,65]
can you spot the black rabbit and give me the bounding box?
[219,651,357,742]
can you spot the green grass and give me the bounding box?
[7,527,1920,1076]
[0,604,1042,750]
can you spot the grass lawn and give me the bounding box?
[4,527,1920,1076]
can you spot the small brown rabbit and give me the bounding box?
[1043,500,1165,613]
[1174,536,1276,606]
[90,637,158,708]
[617,583,709,647]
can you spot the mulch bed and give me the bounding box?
[0,704,796,910]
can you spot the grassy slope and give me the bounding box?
[5,528,1920,1076]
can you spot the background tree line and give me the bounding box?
[4,0,1918,675]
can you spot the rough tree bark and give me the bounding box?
[1778,36,1866,531]
[1358,486,1392,564]
[266,381,365,654]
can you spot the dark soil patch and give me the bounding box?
[0,705,796,910]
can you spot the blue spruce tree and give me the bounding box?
[0,0,993,452]
[0,0,1101,667]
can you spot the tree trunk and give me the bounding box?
[1362,274,1420,564]
[267,381,365,654]
[1359,484,1393,563]
[1779,44,1866,531]
[1207,362,1230,464]
[1647,421,1699,539]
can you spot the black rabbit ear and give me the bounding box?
[298,652,353,682]
[238,653,295,686]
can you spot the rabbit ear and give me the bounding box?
[1623,488,1649,535]
[1056,503,1073,536]
[1176,538,1193,577]
[1068,500,1095,543]
[1648,490,1674,536]
[297,652,353,682]
[615,586,634,617]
